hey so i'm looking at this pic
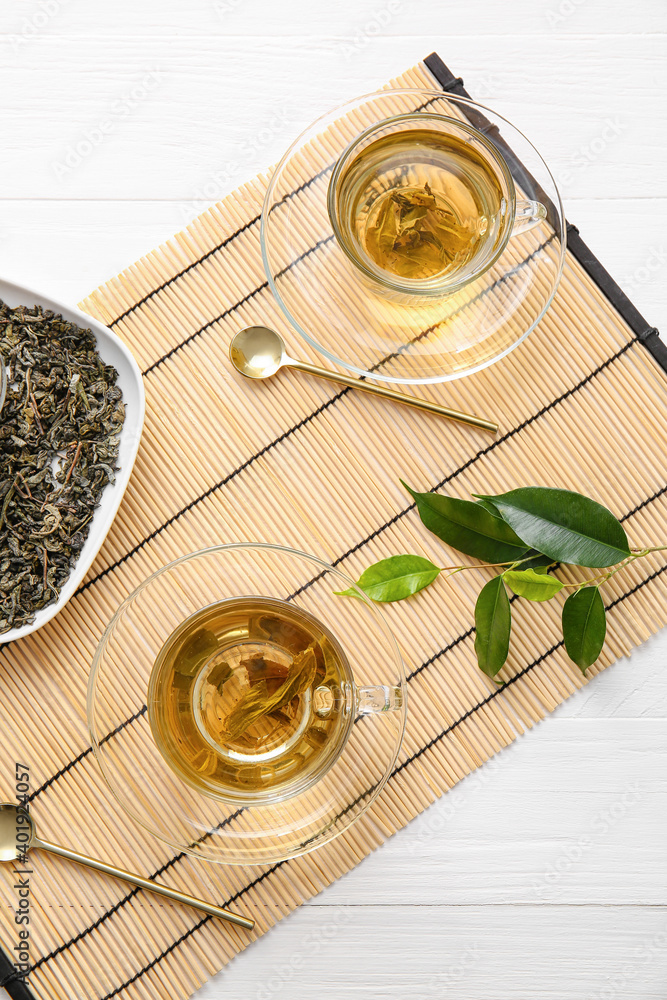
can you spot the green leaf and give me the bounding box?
[402,481,529,563]
[503,567,564,602]
[474,575,511,679]
[476,502,552,570]
[473,487,630,568]
[562,586,607,673]
[334,554,440,603]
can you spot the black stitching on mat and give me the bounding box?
[13,485,665,989]
[27,707,147,803]
[26,745,93,802]
[394,638,565,778]
[110,216,261,326]
[142,282,268,376]
[139,219,553,378]
[622,485,667,521]
[99,705,148,746]
[47,559,666,1000]
[75,389,351,598]
[330,338,638,567]
[397,562,667,774]
[110,167,334,327]
[110,164,337,328]
[96,863,285,1000]
[407,627,475,682]
[140,235,334,377]
[605,562,667,610]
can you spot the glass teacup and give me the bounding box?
[328,112,547,298]
[147,593,403,806]
[88,543,407,864]
[261,88,565,383]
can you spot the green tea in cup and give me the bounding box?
[328,113,546,297]
[148,597,354,804]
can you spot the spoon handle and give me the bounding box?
[32,835,254,929]
[287,360,498,434]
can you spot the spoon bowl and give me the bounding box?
[0,802,33,861]
[230,325,286,378]
[228,326,498,433]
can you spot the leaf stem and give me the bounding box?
[441,544,666,589]
[440,559,521,576]
[560,550,651,590]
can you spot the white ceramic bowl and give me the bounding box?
[0,277,145,642]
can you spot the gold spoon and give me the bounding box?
[229,326,498,434]
[0,803,253,930]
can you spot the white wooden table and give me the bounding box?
[2,1,666,996]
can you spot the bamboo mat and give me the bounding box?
[1,53,667,1000]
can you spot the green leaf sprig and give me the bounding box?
[336,484,667,681]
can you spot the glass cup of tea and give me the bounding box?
[261,88,564,383]
[328,112,547,298]
[88,543,407,865]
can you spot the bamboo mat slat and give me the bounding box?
[1,54,666,1000]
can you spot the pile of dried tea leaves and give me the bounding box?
[0,299,125,633]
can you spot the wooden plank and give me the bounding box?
[194,903,667,1000]
[0,35,665,199]
[1,0,665,37]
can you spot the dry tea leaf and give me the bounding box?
[0,299,124,632]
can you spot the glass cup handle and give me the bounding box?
[357,685,403,715]
[511,199,547,237]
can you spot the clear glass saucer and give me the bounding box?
[261,89,565,385]
[87,544,407,865]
